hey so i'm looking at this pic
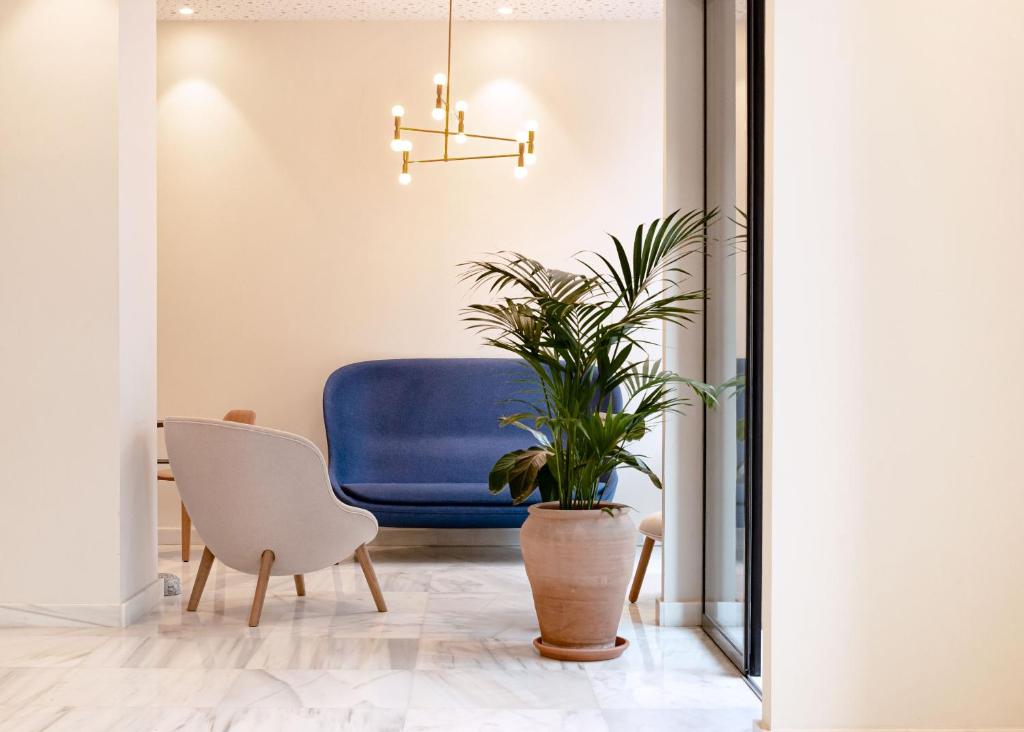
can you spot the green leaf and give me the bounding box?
[488,451,523,494]
[499,415,551,446]
[487,447,552,504]
[537,464,558,502]
[505,448,550,504]
[613,450,663,490]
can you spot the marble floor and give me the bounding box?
[0,545,760,731]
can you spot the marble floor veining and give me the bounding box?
[0,545,760,731]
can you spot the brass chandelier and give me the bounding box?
[389,0,537,185]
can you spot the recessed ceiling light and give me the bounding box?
[177,6,196,15]
[497,6,514,15]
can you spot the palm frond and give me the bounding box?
[462,209,722,509]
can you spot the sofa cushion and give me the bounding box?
[340,482,541,507]
[338,481,615,509]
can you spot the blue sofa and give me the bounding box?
[323,358,619,528]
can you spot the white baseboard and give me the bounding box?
[370,528,522,546]
[158,526,202,547]
[366,528,651,547]
[706,599,744,627]
[160,525,653,549]
[0,577,162,628]
[161,526,525,548]
[655,597,702,626]
[121,578,163,625]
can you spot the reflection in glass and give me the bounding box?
[705,0,748,655]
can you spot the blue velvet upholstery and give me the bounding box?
[323,358,619,528]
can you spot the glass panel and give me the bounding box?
[705,0,748,656]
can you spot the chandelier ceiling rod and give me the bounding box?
[443,0,452,161]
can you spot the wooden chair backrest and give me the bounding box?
[223,410,256,425]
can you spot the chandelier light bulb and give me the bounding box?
[525,119,538,132]
[524,152,537,165]
[431,108,445,121]
[455,100,468,113]
[390,139,404,152]
[515,130,528,144]
[514,166,528,180]
[455,132,467,144]
[433,73,447,86]
[399,172,412,185]
[391,105,405,117]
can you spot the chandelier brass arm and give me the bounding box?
[410,153,521,164]
[400,127,518,144]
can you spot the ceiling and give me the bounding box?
[156,0,663,22]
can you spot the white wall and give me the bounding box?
[763,0,1024,729]
[0,0,157,625]
[661,0,706,626]
[156,20,668,535]
[118,0,159,619]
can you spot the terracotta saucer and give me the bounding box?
[533,636,629,661]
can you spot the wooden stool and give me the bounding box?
[628,511,662,603]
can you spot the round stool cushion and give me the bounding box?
[638,511,663,540]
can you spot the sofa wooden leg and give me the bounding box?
[187,547,215,612]
[249,549,275,627]
[354,544,387,612]
[181,502,191,562]
[294,574,306,596]
[629,537,655,604]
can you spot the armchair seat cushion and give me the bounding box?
[340,482,541,507]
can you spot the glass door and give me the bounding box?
[703,0,763,681]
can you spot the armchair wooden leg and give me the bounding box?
[294,574,306,596]
[629,537,656,604]
[180,502,192,562]
[249,549,275,627]
[354,544,387,612]
[187,547,215,612]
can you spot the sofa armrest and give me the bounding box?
[599,469,619,502]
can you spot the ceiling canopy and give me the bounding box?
[157,0,663,22]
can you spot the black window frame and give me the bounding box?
[700,0,765,684]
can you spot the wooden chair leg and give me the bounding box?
[187,547,215,611]
[249,549,275,627]
[180,502,192,562]
[629,537,656,604]
[354,544,387,612]
[294,574,306,596]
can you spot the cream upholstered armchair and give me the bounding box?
[163,417,387,626]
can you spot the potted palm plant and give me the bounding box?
[462,209,721,661]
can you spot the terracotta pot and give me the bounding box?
[520,501,636,661]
